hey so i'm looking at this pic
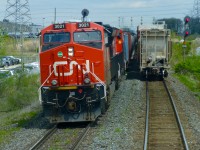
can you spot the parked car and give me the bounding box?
[0,57,13,67]
[2,56,21,66]
[6,56,21,64]
[0,58,5,67]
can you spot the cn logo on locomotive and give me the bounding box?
[53,60,90,76]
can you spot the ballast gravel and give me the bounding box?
[79,77,146,150]
[0,105,52,150]
[0,73,200,150]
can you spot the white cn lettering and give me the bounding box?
[53,60,90,76]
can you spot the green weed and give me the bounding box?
[114,128,122,133]
[0,110,39,145]
[0,74,40,111]
[171,39,200,100]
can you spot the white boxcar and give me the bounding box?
[137,24,172,78]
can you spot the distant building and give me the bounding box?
[0,21,42,38]
[29,24,42,36]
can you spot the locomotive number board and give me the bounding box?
[53,23,66,30]
[77,22,90,28]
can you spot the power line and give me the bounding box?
[193,0,200,18]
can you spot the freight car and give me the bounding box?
[137,23,172,78]
[38,10,134,123]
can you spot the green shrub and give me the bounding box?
[174,56,200,74]
[171,36,200,100]
[0,74,40,111]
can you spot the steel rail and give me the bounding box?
[163,80,189,150]
[143,79,149,150]
[71,122,93,150]
[29,124,57,150]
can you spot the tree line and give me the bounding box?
[158,16,200,35]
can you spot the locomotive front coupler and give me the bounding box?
[86,97,98,104]
[52,93,59,108]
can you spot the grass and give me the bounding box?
[0,72,41,145]
[0,34,39,56]
[0,109,40,145]
[0,128,19,145]
[171,36,200,100]
[0,73,40,111]
[174,74,200,100]
[114,127,122,133]
[0,35,41,146]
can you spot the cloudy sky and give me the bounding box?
[0,0,194,29]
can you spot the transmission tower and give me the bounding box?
[4,0,31,33]
[193,0,200,18]
[4,0,31,51]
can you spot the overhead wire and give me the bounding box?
[0,1,194,26]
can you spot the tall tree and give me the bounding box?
[188,17,200,34]
[157,18,183,34]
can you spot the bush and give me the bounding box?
[174,56,200,74]
[0,73,40,111]
[174,63,187,73]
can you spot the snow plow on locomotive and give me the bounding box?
[137,23,172,78]
[38,10,135,123]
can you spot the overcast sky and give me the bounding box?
[0,0,194,29]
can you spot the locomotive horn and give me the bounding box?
[81,9,89,22]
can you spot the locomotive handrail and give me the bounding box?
[38,69,55,92]
[89,71,106,99]
[89,62,106,99]
[38,68,55,102]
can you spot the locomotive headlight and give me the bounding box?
[83,73,90,84]
[84,78,90,84]
[68,47,74,56]
[51,79,58,86]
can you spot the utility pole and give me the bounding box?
[118,17,120,27]
[182,17,190,61]
[131,17,133,27]
[121,17,124,27]
[141,17,143,25]
[54,8,57,23]
[43,18,45,28]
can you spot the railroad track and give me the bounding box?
[70,122,92,150]
[144,80,189,150]
[29,122,92,150]
[29,124,58,150]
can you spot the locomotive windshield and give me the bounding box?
[74,30,102,49]
[44,32,70,43]
[42,32,70,52]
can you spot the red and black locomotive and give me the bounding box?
[39,10,135,123]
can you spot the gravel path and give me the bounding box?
[166,74,200,149]
[78,72,200,149]
[79,77,146,150]
[0,71,199,150]
[0,103,52,150]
